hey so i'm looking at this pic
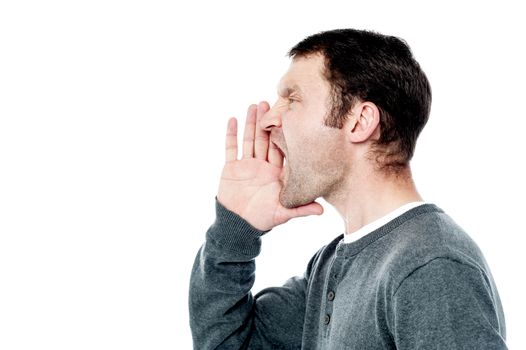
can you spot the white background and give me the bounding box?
[1,0,524,349]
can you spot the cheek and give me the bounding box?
[281,107,329,155]
[286,133,318,165]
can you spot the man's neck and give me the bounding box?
[324,166,423,235]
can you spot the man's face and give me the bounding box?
[264,53,350,208]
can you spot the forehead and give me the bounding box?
[277,54,327,97]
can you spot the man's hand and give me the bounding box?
[217,102,324,232]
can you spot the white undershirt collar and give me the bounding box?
[343,201,427,244]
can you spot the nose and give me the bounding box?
[259,100,282,132]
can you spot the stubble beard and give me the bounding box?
[278,156,345,209]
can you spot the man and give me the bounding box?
[189,29,507,349]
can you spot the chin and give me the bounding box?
[279,185,318,209]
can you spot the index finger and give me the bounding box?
[254,101,270,160]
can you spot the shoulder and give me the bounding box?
[393,257,492,298]
[376,205,493,294]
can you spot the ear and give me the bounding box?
[345,101,380,143]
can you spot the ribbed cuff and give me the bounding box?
[206,197,271,257]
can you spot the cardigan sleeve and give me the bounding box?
[189,197,318,349]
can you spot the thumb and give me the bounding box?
[288,201,324,219]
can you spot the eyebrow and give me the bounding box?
[277,83,303,97]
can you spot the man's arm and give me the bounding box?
[189,103,323,348]
[189,197,317,349]
[391,258,507,349]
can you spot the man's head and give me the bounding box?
[260,29,431,208]
[289,28,432,170]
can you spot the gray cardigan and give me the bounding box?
[189,198,507,349]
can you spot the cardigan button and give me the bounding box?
[327,291,335,301]
[324,314,331,325]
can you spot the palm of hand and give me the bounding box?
[218,158,283,230]
[216,102,323,232]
